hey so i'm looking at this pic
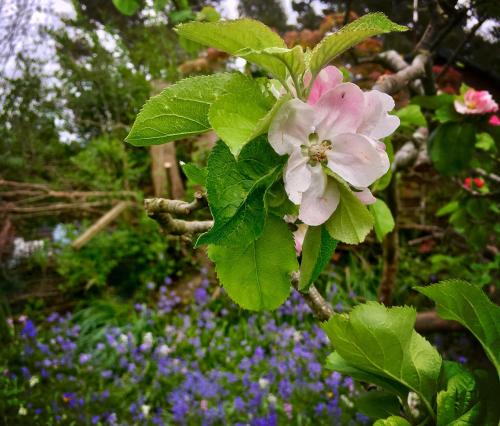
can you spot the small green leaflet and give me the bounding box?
[356,391,402,420]
[436,361,481,426]
[373,417,411,426]
[175,19,287,81]
[196,138,284,247]
[324,176,374,244]
[325,352,409,398]
[322,302,442,418]
[428,122,476,175]
[369,199,395,242]
[298,225,337,290]
[475,132,496,152]
[208,75,276,156]
[395,105,426,129]
[125,73,243,146]
[112,0,140,15]
[309,13,407,76]
[415,280,500,378]
[241,45,306,92]
[410,94,454,110]
[181,163,207,186]
[372,138,394,192]
[208,215,298,311]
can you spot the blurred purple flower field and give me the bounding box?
[1,270,370,425]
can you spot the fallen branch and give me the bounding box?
[414,311,462,332]
[72,201,131,250]
[2,201,112,214]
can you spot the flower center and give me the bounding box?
[465,100,476,109]
[305,132,331,165]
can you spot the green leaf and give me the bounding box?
[242,45,306,85]
[196,138,284,247]
[374,416,411,426]
[395,105,426,128]
[153,0,168,11]
[325,352,409,398]
[437,361,480,426]
[196,6,220,22]
[112,0,140,15]
[169,9,195,25]
[435,104,461,123]
[372,139,394,192]
[265,180,298,218]
[474,369,500,426]
[208,76,276,156]
[476,132,496,152]
[415,280,500,377]
[175,19,287,81]
[411,94,454,110]
[126,74,243,146]
[208,215,298,311]
[428,122,476,175]
[436,201,459,217]
[356,391,402,420]
[322,302,442,417]
[369,199,395,242]
[309,13,407,76]
[181,163,207,186]
[298,225,337,290]
[324,177,374,245]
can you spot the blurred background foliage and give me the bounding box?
[1,0,498,330]
[0,0,499,423]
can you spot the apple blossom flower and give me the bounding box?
[268,66,396,226]
[489,114,500,126]
[454,88,498,115]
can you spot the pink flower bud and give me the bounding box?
[489,114,500,126]
[473,177,485,188]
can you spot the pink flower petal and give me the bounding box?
[357,90,400,139]
[268,99,315,155]
[326,133,390,188]
[284,150,312,204]
[293,224,308,255]
[306,66,344,105]
[313,83,365,139]
[298,166,340,226]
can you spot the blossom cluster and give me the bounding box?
[1,272,368,425]
[269,66,397,226]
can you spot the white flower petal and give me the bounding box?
[313,83,365,139]
[353,187,376,205]
[357,90,399,139]
[269,99,315,155]
[326,133,390,188]
[298,166,340,226]
[284,150,312,204]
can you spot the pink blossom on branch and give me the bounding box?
[268,66,397,226]
[454,88,498,115]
